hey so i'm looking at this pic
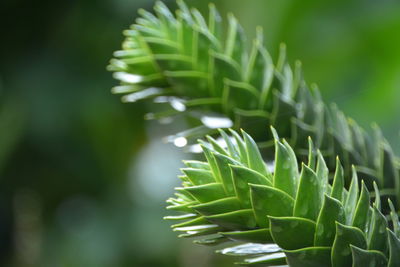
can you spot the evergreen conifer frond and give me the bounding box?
[165,129,400,266]
[108,1,400,208]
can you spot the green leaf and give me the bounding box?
[273,139,299,198]
[171,216,208,228]
[223,79,259,111]
[218,129,240,160]
[213,152,240,195]
[221,228,274,243]
[367,206,388,255]
[200,144,222,183]
[344,167,359,224]
[331,157,344,201]
[316,150,329,190]
[231,165,271,208]
[228,129,248,165]
[307,136,316,169]
[331,222,367,267]
[285,247,331,267]
[242,130,269,177]
[181,168,215,185]
[207,3,222,39]
[269,216,316,250]
[183,160,210,170]
[388,199,400,236]
[167,200,197,212]
[206,135,228,155]
[206,209,256,230]
[352,181,370,232]
[225,13,246,66]
[373,181,381,211]
[382,142,399,194]
[293,164,321,220]
[213,53,241,97]
[314,194,345,246]
[182,183,226,203]
[350,245,388,267]
[191,197,241,216]
[245,30,271,90]
[388,229,400,267]
[270,91,297,136]
[250,184,294,228]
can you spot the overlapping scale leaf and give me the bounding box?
[165,129,400,266]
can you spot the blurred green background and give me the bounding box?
[0,0,399,266]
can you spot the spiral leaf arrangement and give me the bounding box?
[165,129,400,266]
[108,0,400,208]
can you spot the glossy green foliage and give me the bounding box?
[108,0,400,209]
[165,129,400,266]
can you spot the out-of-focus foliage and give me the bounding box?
[0,0,399,266]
